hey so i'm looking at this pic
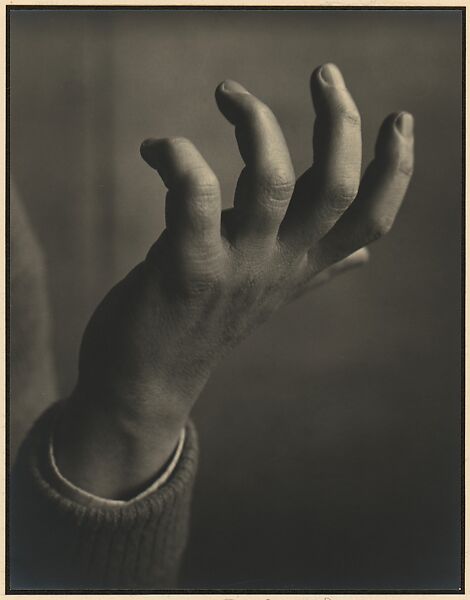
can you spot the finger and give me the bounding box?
[281,63,362,251]
[215,80,295,245]
[290,248,369,301]
[312,112,414,271]
[140,137,224,278]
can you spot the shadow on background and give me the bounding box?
[10,9,462,591]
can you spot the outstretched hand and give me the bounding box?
[57,64,414,499]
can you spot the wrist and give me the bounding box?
[50,424,186,505]
[54,388,188,500]
[75,365,210,426]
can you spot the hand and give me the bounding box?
[56,64,413,499]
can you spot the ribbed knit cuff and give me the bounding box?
[10,400,199,591]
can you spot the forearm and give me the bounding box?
[10,400,199,590]
[53,366,207,500]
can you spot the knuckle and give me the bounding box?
[182,170,221,201]
[258,169,296,203]
[161,136,193,155]
[329,181,359,208]
[397,158,414,178]
[385,147,414,179]
[336,101,361,128]
[183,269,226,296]
[165,135,192,148]
[247,99,275,124]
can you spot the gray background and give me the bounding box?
[10,9,462,591]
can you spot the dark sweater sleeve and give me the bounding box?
[10,401,199,591]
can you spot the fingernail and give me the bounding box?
[221,80,250,95]
[319,63,346,88]
[395,112,414,138]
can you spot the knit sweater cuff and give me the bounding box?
[10,400,199,591]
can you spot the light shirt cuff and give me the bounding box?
[48,428,186,507]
